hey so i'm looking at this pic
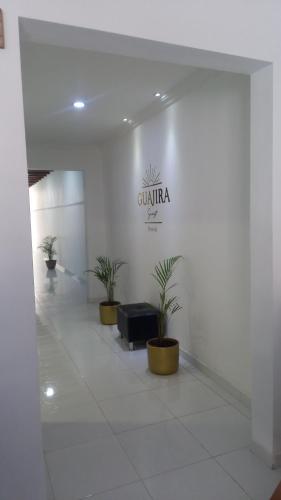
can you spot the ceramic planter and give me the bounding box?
[147,337,179,375]
[99,301,120,325]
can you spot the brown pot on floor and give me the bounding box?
[45,259,56,270]
[147,337,179,375]
[99,301,120,325]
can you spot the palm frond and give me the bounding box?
[152,256,182,290]
[38,235,57,259]
[163,295,178,314]
[85,256,126,302]
[170,303,182,315]
[152,255,183,337]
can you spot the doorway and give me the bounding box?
[18,16,277,500]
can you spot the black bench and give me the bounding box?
[117,303,159,350]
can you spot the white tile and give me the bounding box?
[217,448,281,500]
[180,406,251,456]
[99,326,131,353]
[39,351,70,371]
[80,352,129,377]
[42,396,112,451]
[61,326,109,348]
[117,419,209,478]
[50,319,94,340]
[39,364,81,387]
[117,351,197,389]
[85,369,147,401]
[38,341,67,361]
[99,390,173,433]
[191,370,252,418]
[91,482,152,500]
[41,384,93,415]
[144,459,250,500]
[138,366,197,390]
[65,341,117,372]
[46,435,138,500]
[117,349,149,373]
[40,374,88,405]
[36,258,254,500]
[154,379,226,417]
[39,354,74,372]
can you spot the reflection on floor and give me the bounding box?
[34,258,281,500]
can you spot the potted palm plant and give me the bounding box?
[38,236,57,270]
[86,256,126,325]
[147,255,183,375]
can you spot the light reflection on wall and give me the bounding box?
[164,104,178,181]
[132,126,142,178]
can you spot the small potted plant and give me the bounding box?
[147,255,183,375]
[38,236,57,270]
[86,256,126,325]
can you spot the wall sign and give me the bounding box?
[138,165,171,231]
[0,9,4,49]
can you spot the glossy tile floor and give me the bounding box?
[34,259,281,500]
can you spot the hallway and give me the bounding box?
[35,259,281,500]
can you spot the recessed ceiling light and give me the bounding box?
[123,117,128,122]
[154,92,161,98]
[73,101,85,109]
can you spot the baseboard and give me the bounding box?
[180,348,251,409]
[250,440,280,469]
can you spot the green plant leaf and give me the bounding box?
[38,235,57,259]
[85,256,126,302]
[152,255,183,338]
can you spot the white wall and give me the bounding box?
[27,144,108,299]
[0,2,280,498]
[30,170,87,278]
[102,71,251,397]
[0,12,45,500]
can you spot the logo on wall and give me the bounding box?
[138,165,171,230]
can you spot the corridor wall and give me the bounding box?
[29,170,87,279]
[27,145,109,299]
[102,71,251,397]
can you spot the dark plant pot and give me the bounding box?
[99,301,120,325]
[147,337,179,375]
[45,259,56,270]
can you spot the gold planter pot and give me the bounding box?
[99,301,120,325]
[147,337,179,375]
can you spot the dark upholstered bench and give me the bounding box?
[117,303,159,350]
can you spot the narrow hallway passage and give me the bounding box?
[35,257,281,500]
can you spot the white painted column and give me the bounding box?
[0,13,46,500]
[251,64,281,467]
[272,63,281,467]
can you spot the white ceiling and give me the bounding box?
[21,42,198,146]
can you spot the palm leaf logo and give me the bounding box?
[142,164,161,188]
